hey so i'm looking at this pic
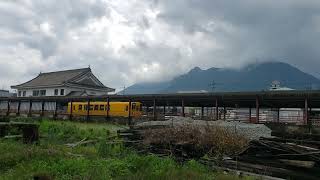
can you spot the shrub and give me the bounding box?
[142,124,249,159]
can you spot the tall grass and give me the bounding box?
[0,119,252,180]
[1,141,231,180]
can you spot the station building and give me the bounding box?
[11,67,115,97]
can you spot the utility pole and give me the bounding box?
[209,80,216,92]
[123,86,126,95]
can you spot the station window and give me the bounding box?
[79,105,82,110]
[94,105,99,110]
[54,89,59,96]
[18,91,21,97]
[100,105,104,110]
[40,90,46,96]
[60,89,64,96]
[32,90,39,96]
[23,91,26,97]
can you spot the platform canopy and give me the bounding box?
[2,90,320,108]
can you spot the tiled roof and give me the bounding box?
[11,68,114,92]
[12,68,90,88]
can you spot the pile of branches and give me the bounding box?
[119,125,320,179]
[141,124,248,159]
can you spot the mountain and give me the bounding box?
[119,81,171,94]
[122,62,320,94]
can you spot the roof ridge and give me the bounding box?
[40,67,90,75]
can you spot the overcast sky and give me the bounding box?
[1,0,320,91]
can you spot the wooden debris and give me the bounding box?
[65,138,98,148]
[3,135,23,139]
[0,122,39,143]
[234,138,320,179]
[67,152,84,157]
[118,125,320,179]
[278,159,315,168]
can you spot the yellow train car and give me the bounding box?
[67,101,142,118]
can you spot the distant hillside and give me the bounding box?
[122,62,320,94]
[119,81,170,94]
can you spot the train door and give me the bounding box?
[131,103,136,117]
[131,102,142,117]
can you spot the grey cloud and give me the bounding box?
[0,0,108,58]
[1,0,320,91]
[156,0,320,75]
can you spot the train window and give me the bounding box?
[84,105,87,110]
[79,105,82,110]
[89,105,93,110]
[105,105,109,111]
[94,105,99,110]
[100,105,104,110]
[125,105,128,111]
[73,105,76,111]
[132,104,136,111]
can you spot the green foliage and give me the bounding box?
[97,140,131,159]
[0,119,250,180]
[38,120,121,144]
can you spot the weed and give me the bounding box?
[0,119,250,180]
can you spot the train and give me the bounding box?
[67,101,142,118]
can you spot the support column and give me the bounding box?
[277,108,280,123]
[215,98,218,120]
[304,97,308,125]
[54,101,58,120]
[309,107,312,133]
[256,97,260,123]
[106,97,110,119]
[128,100,132,126]
[17,101,21,116]
[146,106,149,117]
[41,101,45,118]
[249,107,252,123]
[201,106,204,120]
[28,100,32,117]
[223,106,226,120]
[6,100,10,117]
[69,100,73,120]
[86,99,90,121]
[181,99,185,117]
[153,98,157,121]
